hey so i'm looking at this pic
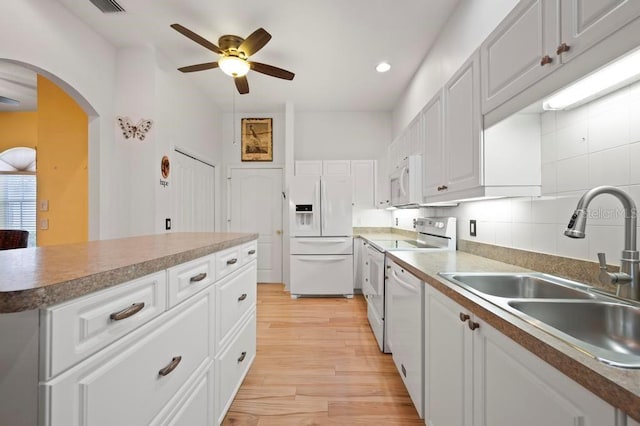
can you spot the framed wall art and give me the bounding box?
[241,118,273,161]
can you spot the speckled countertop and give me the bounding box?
[0,232,258,313]
[386,249,640,422]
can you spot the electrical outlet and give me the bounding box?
[165,218,171,230]
[39,200,49,212]
[470,219,477,237]
[395,218,398,226]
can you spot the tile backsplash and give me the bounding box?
[393,79,640,267]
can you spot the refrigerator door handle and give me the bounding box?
[321,180,327,234]
[296,238,349,244]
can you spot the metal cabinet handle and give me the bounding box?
[468,321,480,331]
[190,272,207,282]
[459,313,470,322]
[247,249,256,255]
[437,185,448,191]
[226,258,238,265]
[110,302,145,321]
[556,42,570,55]
[238,293,247,301]
[158,356,182,376]
[238,351,247,363]
[540,55,553,66]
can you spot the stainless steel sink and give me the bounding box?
[438,271,640,368]
[440,273,596,299]
[508,300,640,368]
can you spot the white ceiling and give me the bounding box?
[3,0,462,113]
[0,63,37,112]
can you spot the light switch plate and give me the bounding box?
[470,219,477,237]
[39,200,49,211]
[39,218,49,230]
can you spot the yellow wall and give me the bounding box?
[0,112,38,151]
[37,75,88,246]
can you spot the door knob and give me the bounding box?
[276,230,282,235]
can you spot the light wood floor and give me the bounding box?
[222,283,423,425]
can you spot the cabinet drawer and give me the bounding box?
[167,254,216,307]
[215,246,242,280]
[215,311,256,425]
[41,271,166,379]
[241,240,258,265]
[156,360,213,426]
[43,294,211,426]
[215,263,257,351]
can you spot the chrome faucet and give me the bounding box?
[564,185,640,301]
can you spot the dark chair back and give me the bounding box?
[0,230,29,250]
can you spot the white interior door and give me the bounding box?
[228,167,283,283]
[173,150,215,232]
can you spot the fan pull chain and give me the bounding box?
[232,87,237,145]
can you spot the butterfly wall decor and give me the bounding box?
[117,116,153,141]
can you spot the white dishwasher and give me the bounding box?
[387,258,424,419]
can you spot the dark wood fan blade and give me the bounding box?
[250,62,295,80]
[235,76,249,94]
[238,28,271,57]
[170,23,222,54]
[178,62,219,73]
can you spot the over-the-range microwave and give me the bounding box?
[389,154,423,208]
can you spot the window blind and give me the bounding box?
[0,174,37,247]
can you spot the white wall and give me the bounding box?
[392,81,640,266]
[295,112,391,160]
[392,0,518,137]
[3,1,222,240]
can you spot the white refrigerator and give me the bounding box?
[289,175,353,297]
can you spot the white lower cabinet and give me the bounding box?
[387,259,423,418]
[215,310,256,424]
[424,286,616,426]
[43,294,211,426]
[36,244,258,426]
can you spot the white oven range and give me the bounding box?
[362,217,457,353]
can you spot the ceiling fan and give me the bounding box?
[171,24,295,95]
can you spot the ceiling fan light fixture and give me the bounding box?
[376,62,391,73]
[219,55,250,77]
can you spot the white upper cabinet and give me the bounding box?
[481,0,640,117]
[481,0,560,113]
[295,160,323,176]
[559,0,640,64]
[351,160,375,209]
[421,90,445,199]
[442,50,482,197]
[322,160,351,176]
[375,154,390,209]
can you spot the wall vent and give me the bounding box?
[89,0,126,13]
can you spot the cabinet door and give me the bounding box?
[375,157,390,208]
[295,160,322,176]
[407,115,423,157]
[322,160,351,176]
[559,0,640,63]
[481,0,560,113]
[422,90,445,198]
[351,160,375,209]
[629,416,640,426]
[443,51,482,195]
[473,318,615,426]
[424,287,472,426]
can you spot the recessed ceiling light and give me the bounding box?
[376,62,391,73]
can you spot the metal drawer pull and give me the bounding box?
[110,302,145,321]
[158,356,182,376]
[459,313,470,322]
[226,258,238,265]
[238,351,247,363]
[238,293,247,301]
[468,321,480,331]
[247,249,256,255]
[189,272,207,282]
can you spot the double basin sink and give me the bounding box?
[439,272,640,368]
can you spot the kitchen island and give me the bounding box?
[387,249,640,424]
[0,232,258,426]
